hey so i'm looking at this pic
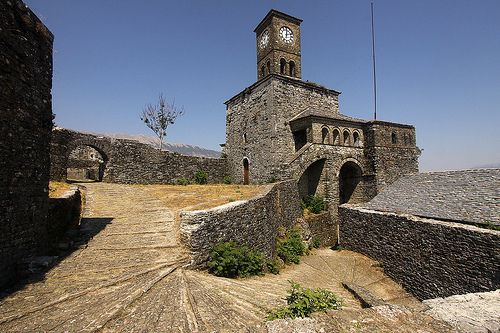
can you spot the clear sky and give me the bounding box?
[24,0,500,171]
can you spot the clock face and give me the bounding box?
[279,26,293,44]
[259,30,269,49]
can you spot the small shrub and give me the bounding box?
[266,258,280,275]
[311,237,321,249]
[276,228,306,264]
[223,175,233,184]
[176,177,190,185]
[194,170,208,184]
[267,281,342,320]
[300,195,325,214]
[208,241,264,278]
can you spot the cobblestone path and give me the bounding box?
[0,183,451,332]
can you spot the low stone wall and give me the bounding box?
[180,180,301,267]
[47,188,82,246]
[302,212,337,247]
[339,206,500,300]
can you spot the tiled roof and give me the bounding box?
[361,169,500,226]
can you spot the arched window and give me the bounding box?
[321,127,329,144]
[392,132,397,144]
[332,129,340,145]
[280,58,286,74]
[289,61,296,77]
[261,65,265,78]
[266,60,271,75]
[353,131,360,146]
[403,133,409,145]
[243,158,249,185]
[343,130,350,145]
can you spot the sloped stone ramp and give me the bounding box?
[0,183,453,332]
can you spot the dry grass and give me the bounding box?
[49,181,73,198]
[139,184,267,211]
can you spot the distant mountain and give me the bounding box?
[85,132,221,158]
[474,162,500,169]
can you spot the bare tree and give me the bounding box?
[140,93,184,150]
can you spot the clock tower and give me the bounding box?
[254,10,302,80]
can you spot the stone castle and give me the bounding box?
[224,10,420,218]
[1,3,498,320]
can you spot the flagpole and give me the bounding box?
[371,1,377,120]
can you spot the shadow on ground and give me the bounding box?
[0,217,113,300]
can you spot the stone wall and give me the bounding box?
[0,0,53,288]
[224,75,340,184]
[339,206,500,300]
[180,180,301,267]
[47,188,82,247]
[50,128,228,184]
[301,212,337,247]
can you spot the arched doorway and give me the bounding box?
[67,145,107,182]
[298,158,327,200]
[339,161,362,204]
[243,158,249,185]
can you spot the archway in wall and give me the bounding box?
[339,161,362,204]
[67,145,107,182]
[243,158,249,185]
[297,158,327,200]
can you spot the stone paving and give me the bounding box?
[0,183,455,332]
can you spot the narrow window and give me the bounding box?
[243,133,248,144]
[343,130,350,145]
[392,132,397,144]
[280,58,286,74]
[403,133,409,145]
[261,65,265,78]
[321,127,329,144]
[332,129,340,145]
[289,61,296,77]
[266,60,271,75]
[353,131,360,146]
[243,158,249,185]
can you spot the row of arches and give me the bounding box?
[321,127,362,147]
[260,58,297,78]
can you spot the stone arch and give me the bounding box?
[289,61,296,77]
[280,58,286,74]
[338,159,363,204]
[66,140,110,181]
[321,126,330,144]
[343,129,351,146]
[353,131,361,147]
[297,158,327,200]
[332,128,340,145]
[242,157,250,185]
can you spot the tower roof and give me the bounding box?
[254,9,303,34]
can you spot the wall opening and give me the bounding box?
[289,61,296,77]
[343,130,350,145]
[353,131,360,146]
[392,132,397,144]
[321,127,329,144]
[339,161,362,204]
[298,158,327,201]
[293,129,307,151]
[333,129,340,145]
[67,145,107,182]
[261,65,265,78]
[243,158,249,185]
[280,58,286,74]
[266,60,271,75]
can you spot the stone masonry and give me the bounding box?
[0,0,53,288]
[50,127,228,184]
[339,169,500,300]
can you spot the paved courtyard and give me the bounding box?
[0,183,455,332]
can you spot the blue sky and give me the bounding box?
[25,0,500,171]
